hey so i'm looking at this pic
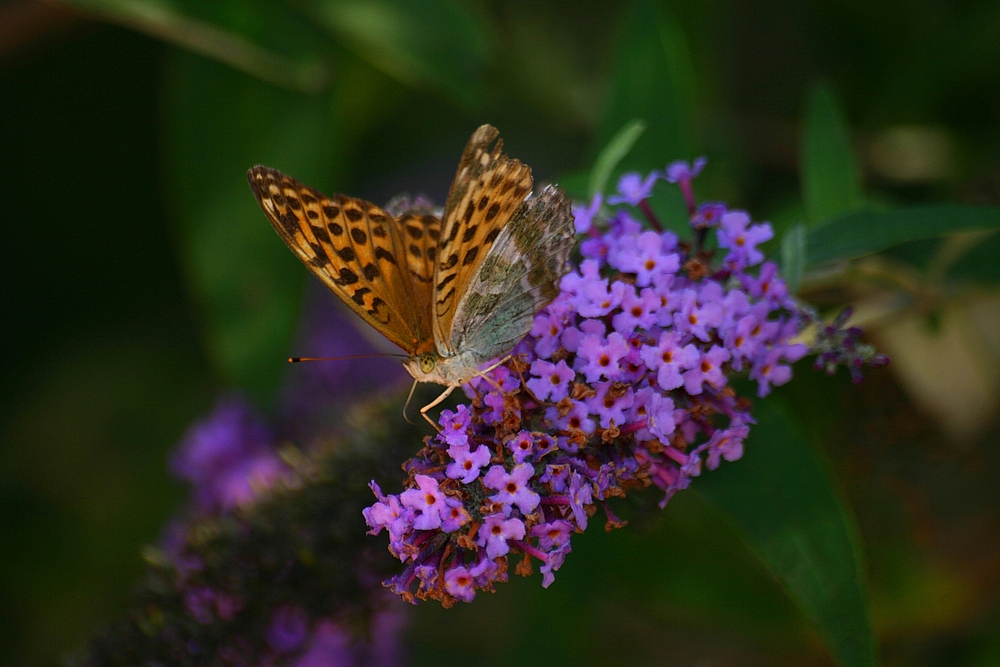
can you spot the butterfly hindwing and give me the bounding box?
[433,125,534,356]
[247,166,432,355]
[449,184,576,361]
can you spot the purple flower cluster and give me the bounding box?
[168,395,408,666]
[171,395,288,512]
[364,160,814,606]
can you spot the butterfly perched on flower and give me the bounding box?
[247,125,576,422]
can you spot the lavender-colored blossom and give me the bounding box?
[540,464,570,492]
[545,400,596,435]
[363,481,411,541]
[444,565,478,602]
[573,276,628,318]
[691,202,726,228]
[526,359,575,402]
[608,171,660,206]
[482,464,540,515]
[750,348,795,397]
[530,520,573,550]
[445,443,492,484]
[682,345,732,395]
[539,541,572,588]
[477,514,526,559]
[440,497,472,533]
[664,157,706,183]
[399,475,446,530]
[529,310,567,359]
[632,388,676,441]
[610,231,680,287]
[640,332,700,391]
[587,381,635,429]
[568,473,593,530]
[506,430,535,464]
[612,287,661,332]
[438,405,472,447]
[481,390,506,424]
[577,332,630,383]
[673,289,724,342]
[717,210,774,269]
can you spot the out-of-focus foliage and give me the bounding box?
[3,0,1000,666]
[801,83,864,225]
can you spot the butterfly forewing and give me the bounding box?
[450,185,576,361]
[433,125,534,355]
[247,166,433,355]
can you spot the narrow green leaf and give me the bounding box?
[51,0,331,93]
[806,205,1000,268]
[781,224,807,293]
[801,83,863,225]
[588,119,646,198]
[696,398,877,667]
[162,52,343,401]
[303,0,490,105]
[597,0,697,175]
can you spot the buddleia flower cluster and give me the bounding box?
[364,159,884,606]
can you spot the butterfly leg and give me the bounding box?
[419,384,457,431]
[472,355,511,391]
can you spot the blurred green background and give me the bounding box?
[2,1,1000,665]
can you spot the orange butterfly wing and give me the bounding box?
[433,125,535,356]
[247,166,434,355]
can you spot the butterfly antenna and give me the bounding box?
[288,353,407,363]
[402,379,420,426]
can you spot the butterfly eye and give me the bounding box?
[419,355,436,373]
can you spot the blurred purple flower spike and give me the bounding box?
[171,395,286,512]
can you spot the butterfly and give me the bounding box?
[247,125,576,424]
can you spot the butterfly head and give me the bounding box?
[404,351,481,388]
[404,352,444,384]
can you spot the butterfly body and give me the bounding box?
[247,125,575,414]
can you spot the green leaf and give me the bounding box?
[51,0,331,93]
[695,398,877,667]
[597,0,697,175]
[302,0,490,105]
[805,205,1000,268]
[781,223,807,293]
[588,119,646,198]
[162,52,346,402]
[801,83,863,225]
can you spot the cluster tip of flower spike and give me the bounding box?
[364,159,878,606]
